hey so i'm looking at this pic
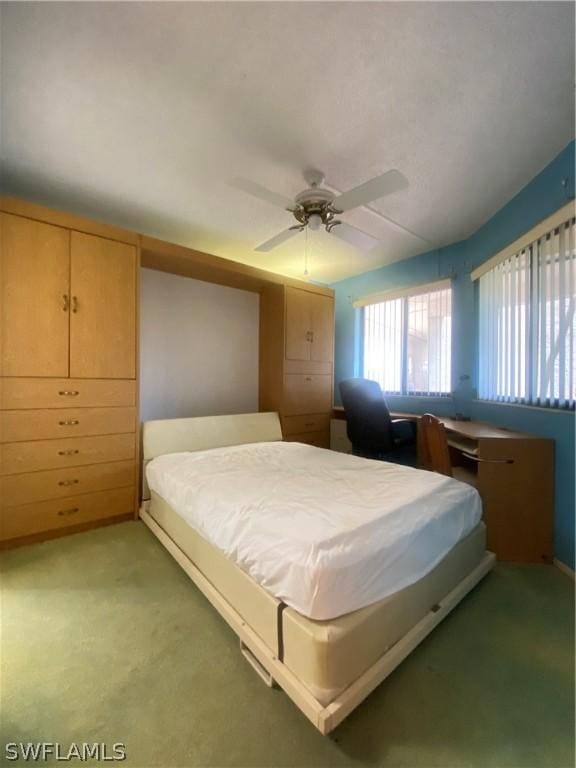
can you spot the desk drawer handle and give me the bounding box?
[59,420,79,426]
[58,479,79,486]
[462,452,514,464]
[58,390,79,397]
[58,449,79,456]
[57,507,79,517]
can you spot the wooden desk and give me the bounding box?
[332,408,554,563]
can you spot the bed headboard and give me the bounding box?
[141,411,283,500]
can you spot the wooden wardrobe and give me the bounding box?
[0,203,139,547]
[259,284,334,447]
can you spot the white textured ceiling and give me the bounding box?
[1,2,574,284]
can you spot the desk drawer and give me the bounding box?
[0,486,135,541]
[1,407,136,442]
[283,374,332,416]
[1,378,136,409]
[1,433,136,475]
[285,430,330,449]
[1,460,136,507]
[282,414,330,435]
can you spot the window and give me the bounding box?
[362,282,452,396]
[478,212,576,408]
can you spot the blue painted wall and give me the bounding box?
[331,141,575,568]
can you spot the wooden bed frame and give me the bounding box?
[139,412,495,734]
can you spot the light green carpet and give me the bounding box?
[1,521,574,768]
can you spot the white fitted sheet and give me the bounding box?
[146,441,482,620]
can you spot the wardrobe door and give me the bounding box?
[310,293,334,363]
[69,232,137,379]
[1,213,70,377]
[285,287,312,361]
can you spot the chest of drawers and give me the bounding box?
[0,378,137,546]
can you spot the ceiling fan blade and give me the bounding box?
[332,170,408,212]
[255,228,301,252]
[329,222,380,252]
[230,177,293,209]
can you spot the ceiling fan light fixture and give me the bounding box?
[308,213,322,231]
[238,167,410,253]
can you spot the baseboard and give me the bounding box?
[553,558,575,580]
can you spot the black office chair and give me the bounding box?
[339,378,417,464]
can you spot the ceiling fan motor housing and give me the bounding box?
[289,187,342,231]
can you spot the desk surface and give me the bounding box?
[332,406,547,441]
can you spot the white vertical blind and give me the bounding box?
[364,298,403,393]
[363,283,452,396]
[479,215,576,408]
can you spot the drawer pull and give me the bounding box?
[58,420,79,426]
[57,507,79,517]
[305,422,315,427]
[305,377,312,382]
[58,390,79,397]
[58,449,79,456]
[58,479,79,486]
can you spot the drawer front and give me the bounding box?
[284,430,330,449]
[1,378,137,409]
[282,374,332,416]
[1,433,136,475]
[284,360,332,376]
[1,486,135,541]
[1,460,135,507]
[282,414,330,435]
[1,407,136,442]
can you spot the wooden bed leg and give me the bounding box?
[240,641,277,688]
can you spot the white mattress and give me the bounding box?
[146,442,482,620]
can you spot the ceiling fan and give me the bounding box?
[231,168,409,252]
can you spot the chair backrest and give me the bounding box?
[339,378,394,455]
[419,413,453,477]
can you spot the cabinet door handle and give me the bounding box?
[62,294,70,312]
[57,507,79,517]
[58,390,79,397]
[58,479,79,486]
[58,449,79,456]
[58,420,79,426]
[71,295,78,313]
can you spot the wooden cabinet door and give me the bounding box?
[1,213,70,377]
[310,293,334,363]
[282,374,333,415]
[69,232,136,379]
[285,287,312,361]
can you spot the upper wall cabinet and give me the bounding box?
[285,287,334,364]
[1,214,71,377]
[1,214,137,379]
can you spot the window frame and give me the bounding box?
[477,216,576,410]
[360,280,453,398]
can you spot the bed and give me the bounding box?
[139,412,495,733]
